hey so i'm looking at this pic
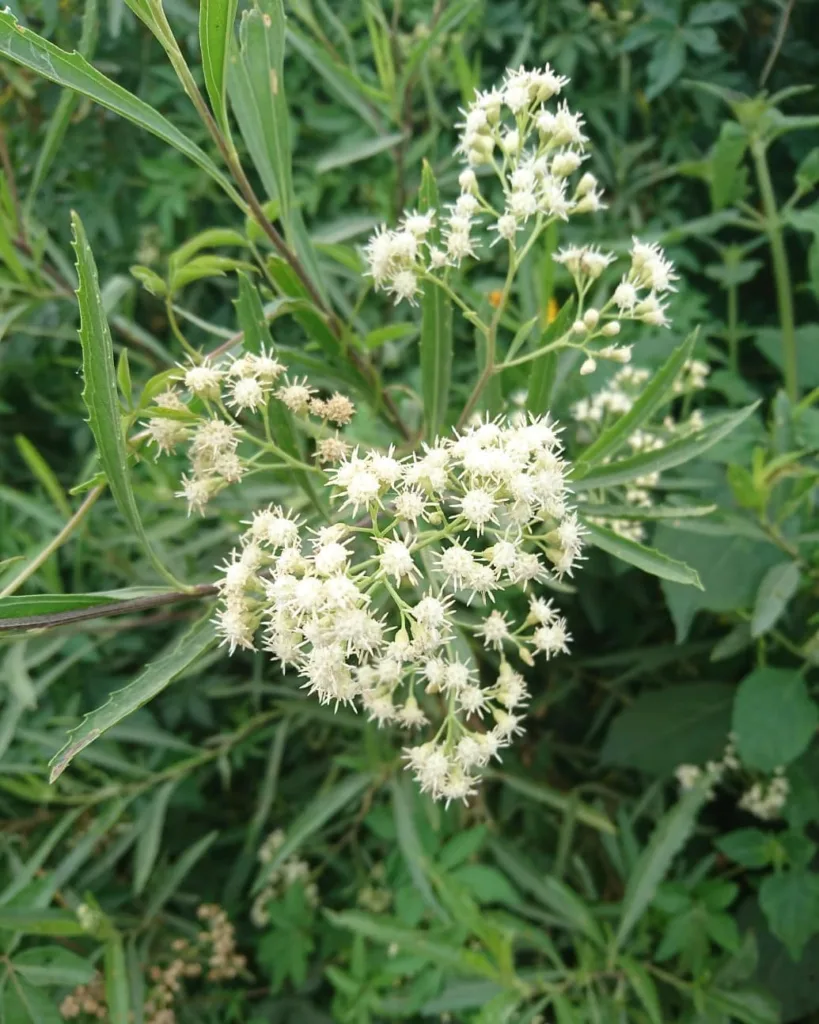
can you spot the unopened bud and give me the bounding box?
[583,308,600,329]
[601,320,621,337]
[580,357,597,375]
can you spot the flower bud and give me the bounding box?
[576,172,597,197]
[459,168,478,194]
[582,308,600,329]
[571,320,587,336]
[580,357,597,375]
[601,320,621,336]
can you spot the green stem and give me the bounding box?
[751,139,799,401]
[457,245,517,429]
[727,281,739,374]
[0,485,106,599]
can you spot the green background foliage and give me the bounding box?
[0,0,818,1021]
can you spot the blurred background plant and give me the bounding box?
[0,0,818,1021]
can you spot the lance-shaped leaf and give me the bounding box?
[71,213,185,590]
[49,614,216,782]
[575,331,697,475]
[200,0,238,132]
[581,518,703,588]
[572,402,760,491]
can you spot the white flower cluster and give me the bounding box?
[142,349,354,515]
[251,829,318,927]
[364,65,605,303]
[573,359,709,541]
[675,738,790,821]
[214,415,583,804]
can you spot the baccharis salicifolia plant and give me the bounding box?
[147,66,680,804]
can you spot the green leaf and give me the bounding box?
[572,403,760,491]
[200,0,238,132]
[601,683,733,776]
[326,909,497,977]
[581,519,702,587]
[614,780,709,950]
[285,26,385,133]
[751,561,800,638]
[526,297,576,417]
[234,270,273,354]
[2,977,63,1023]
[575,332,696,474]
[104,933,129,1024]
[489,840,603,944]
[49,614,216,782]
[169,227,248,270]
[759,870,819,961]
[14,434,71,518]
[796,148,819,193]
[646,35,686,100]
[0,11,236,199]
[144,831,218,920]
[419,161,452,439]
[229,0,292,225]
[72,213,185,590]
[656,527,781,642]
[130,265,167,297]
[133,779,177,896]
[732,667,818,772]
[0,909,85,936]
[621,956,662,1024]
[169,254,254,293]
[315,131,404,172]
[577,502,717,521]
[716,828,773,868]
[13,946,95,987]
[254,773,372,892]
[709,120,749,209]
[490,771,615,833]
[390,776,443,918]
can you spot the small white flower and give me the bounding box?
[378,539,418,584]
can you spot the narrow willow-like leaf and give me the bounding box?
[285,26,385,132]
[104,934,129,1024]
[0,11,236,200]
[199,0,238,132]
[419,161,452,438]
[614,779,710,950]
[489,839,603,944]
[27,0,99,203]
[575,502,717,521]
[144,831,218,920]
[525,297,576,416]
[49,614,216,782]
[71,213,185,590]
[575,330,697,475]
[581,518,703,588]
[0,910,85,936]
[326,910,497,977]
[572,402,760,491]
[0,593,119,620]
[233,270,273,353]
[254,773,372,891]
[133,779,177,895]
[229,1,292,224]
[390,776,444,918]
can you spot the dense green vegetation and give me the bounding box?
[1,1,818,1021]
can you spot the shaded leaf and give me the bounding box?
[49,614,216,782]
